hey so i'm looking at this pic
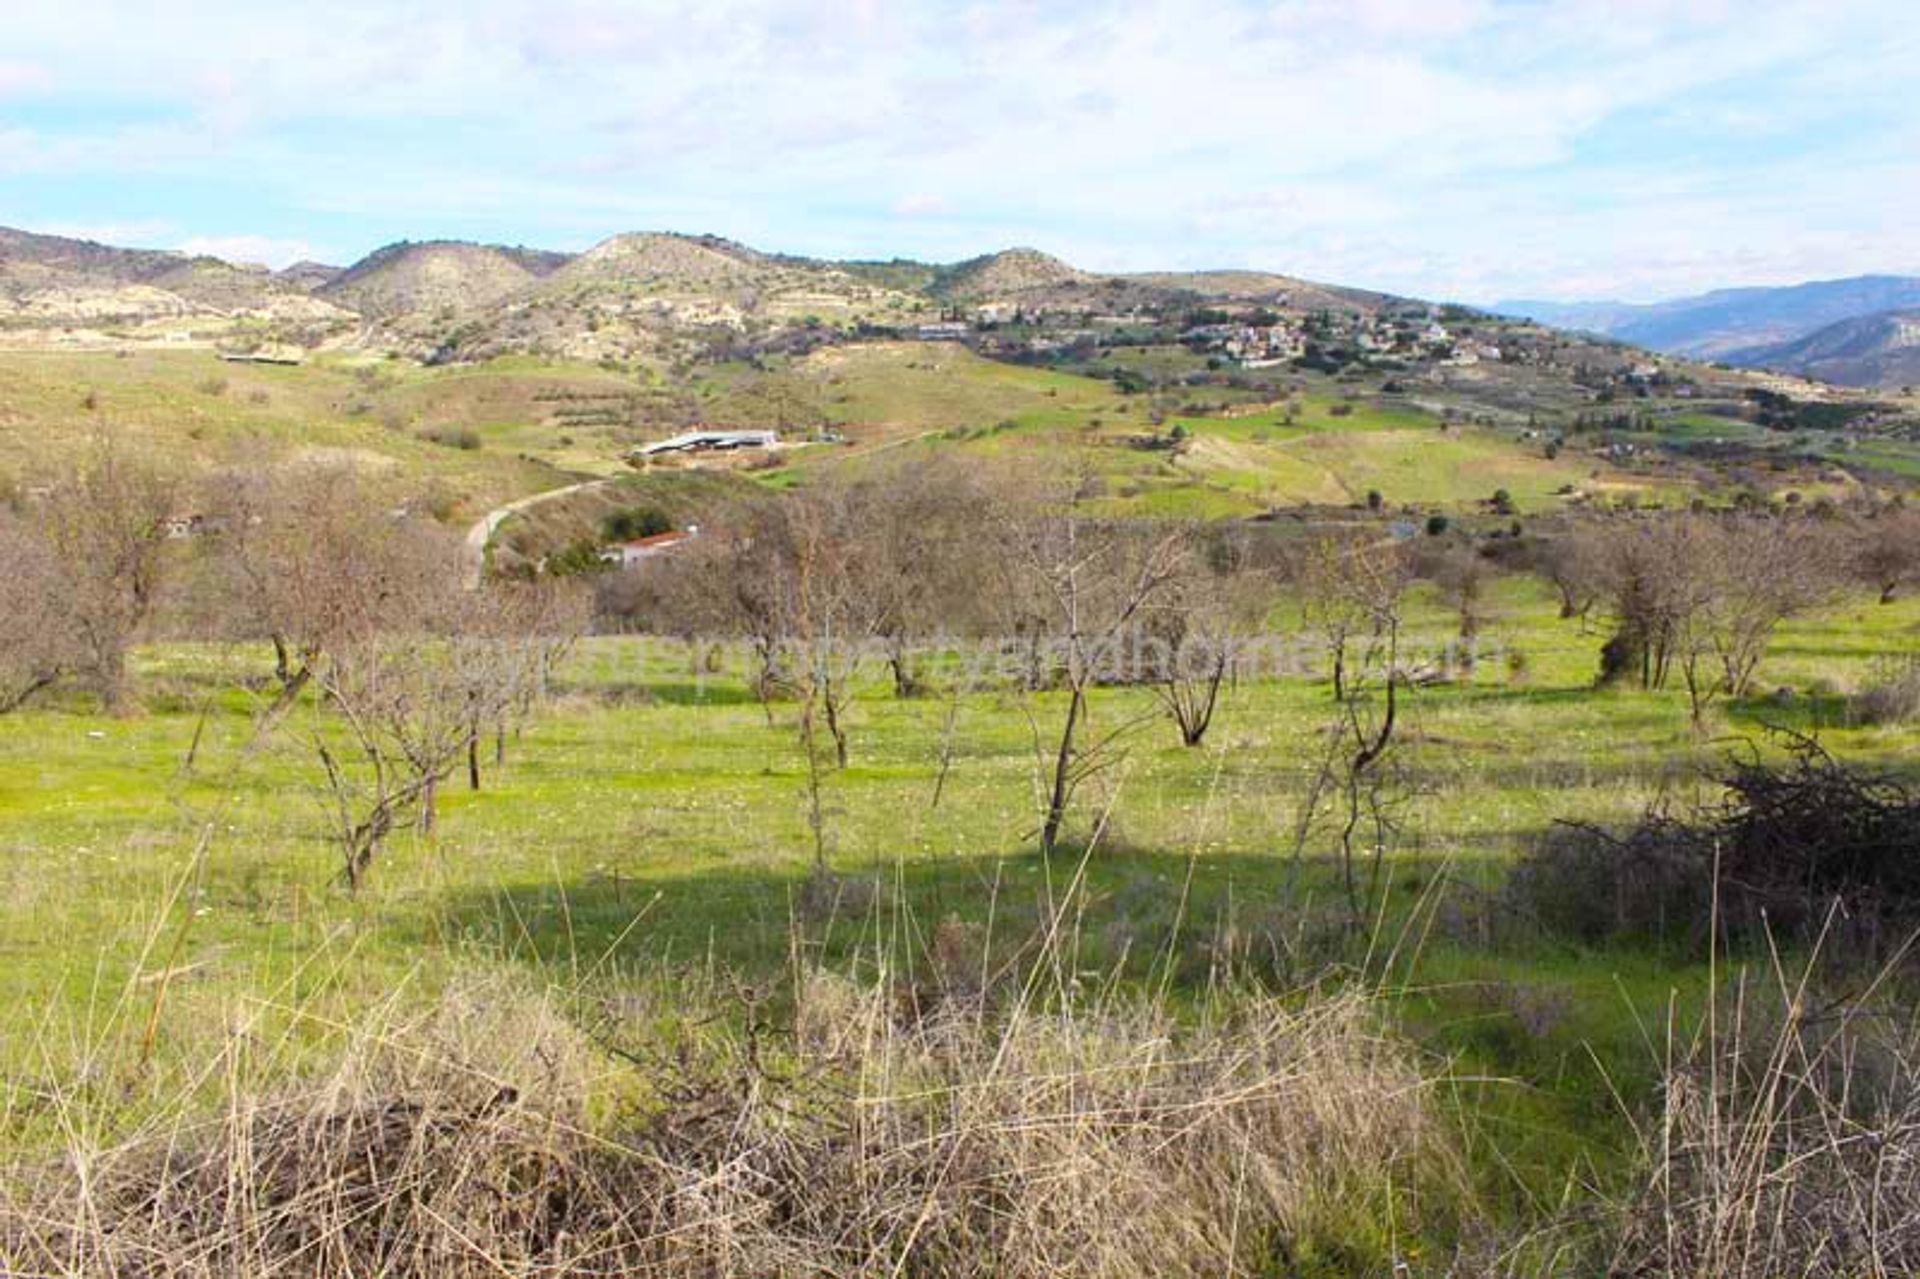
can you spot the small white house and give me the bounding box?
[600,526,699,569]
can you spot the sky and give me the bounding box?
[1,0,1915,304]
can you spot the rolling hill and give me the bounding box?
[2,219,1913,521]
[932,247,1086,300]
[317,241,569,319]
[1499,275,1920,360]
[0,226,349,332]
[0,221,1412,361]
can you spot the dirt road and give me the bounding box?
[462,477,616,587]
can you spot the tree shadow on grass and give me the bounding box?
[420,837,1711,1213]
[1723,689,1853,738]
[422,842,1551,999]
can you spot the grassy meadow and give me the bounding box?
[5,574,1918,1243]
[7,345,1920,1272]
[0,344,1717,535]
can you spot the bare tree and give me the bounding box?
[1588,515,1714,694]
[988,466,1188,855]
[1147,527,1269,747]
[1690,515,1842,709]
[204,471,585,889]
[1853,502,1920,604]
[209,461,451,719]
[1418,539,1498,669]
[35,440,179,714]
[655,496,797,721]
[1289,534,1414,924]
[852,454,984,699]
[306,577,583,891]
[657,478,890,870]
[1588,513,1841,722]
[1293,533,1411,702]
[1533,524,1605,621]
[460,579,592,791]
[0,511,74,712]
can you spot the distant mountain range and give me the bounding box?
[1496,275,1920,388]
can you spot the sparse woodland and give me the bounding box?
[3,425,1920,1276]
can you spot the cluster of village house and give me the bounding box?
[1182,313,1506,369]
[909,303,1514,371]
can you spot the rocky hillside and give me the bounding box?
[274,261,344,293]
[1126,269,1389,313]
[546,233,760,288]
[317,241,568,319]
[0,221,1650,369]
[415,232,937,363]
[0,225,350,333]
[1729,309,1920,389]
[0,225,190,291]
[932,248,1085,300]
[0,221,1416,360]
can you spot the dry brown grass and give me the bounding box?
[1,963,1461,1277]
[1606,933,1920,1278]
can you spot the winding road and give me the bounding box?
[462,476,618,588]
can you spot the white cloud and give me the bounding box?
[0,0,1916,298]
[0,60,52,96]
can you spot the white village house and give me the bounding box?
[599,526,699,569]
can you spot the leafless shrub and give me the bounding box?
[1503,807,1717,948]
[1609,963,1920,1277]
[1849,657,1920,727]
[1507,737,1920,953]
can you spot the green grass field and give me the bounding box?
[780,343,1672,519]
[5,344,1918,1268]
[0,351,579,514]
[5,578,1917,1230]
[2,343,1699,535]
